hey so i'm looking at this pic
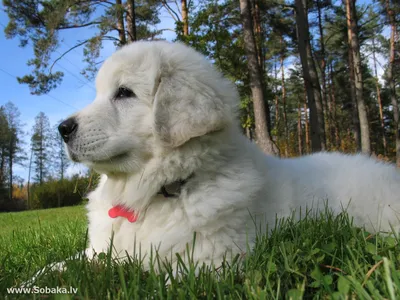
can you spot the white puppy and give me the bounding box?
[58,41,400,268]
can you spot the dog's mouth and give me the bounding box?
[69,151,80,162]
[91,152,130,164]
[67,147,130,164]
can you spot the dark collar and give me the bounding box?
[108,174,195,223]
[157,174,194,198]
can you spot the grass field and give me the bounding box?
[1,206,399,299]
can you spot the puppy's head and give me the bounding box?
[59,41,238,174]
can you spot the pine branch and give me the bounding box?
[57,21,102,30]
[49,40,90,73]
[102,35,121,42]
[161,0,181,22]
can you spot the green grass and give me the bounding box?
[1,206,399,299]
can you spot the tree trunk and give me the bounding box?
[345,0,360,150]
[245,125,251,140]
[251,0,264,72]
[245,104,253,140]
[27,148,33,209]
[239,0,278,155]
[280,44,289,157]
[116,0,127,45]
[8,133,13,201]
[329,64,340,149]
[295,0,325,152]
[346,0,370,154]
[372,36,387,155]
[386,0,399,166]
[304,84,310,153]
[39,125,43,185]
[274,59,280,128]
[347,44,361,150]
[0,148,5,185]
[316,0,329,148]
[298,97,303,155]
[181,0,189,36]
[126,0,137,42]
[61,154,64,180]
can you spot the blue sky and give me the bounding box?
[0,5,176,181]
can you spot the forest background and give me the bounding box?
[0,0,398,211]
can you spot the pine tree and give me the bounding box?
[383,0,400,166]
[346,0,371,154]
[2,0,162,94]
[2,102,26,201]
[239,0,279,155]
[0,108,9,200]
[31,112,52,184]
[294,0,326,152]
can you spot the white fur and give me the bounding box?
[64,41,400,268]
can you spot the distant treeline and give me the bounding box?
[1,174,99,212]
[0,104,99,211]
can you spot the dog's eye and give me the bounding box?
[114,87,135,100]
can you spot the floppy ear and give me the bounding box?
[153,71,231,148]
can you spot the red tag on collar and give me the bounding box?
[108,205,138,223]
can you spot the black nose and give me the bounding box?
[58,118,78,143]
